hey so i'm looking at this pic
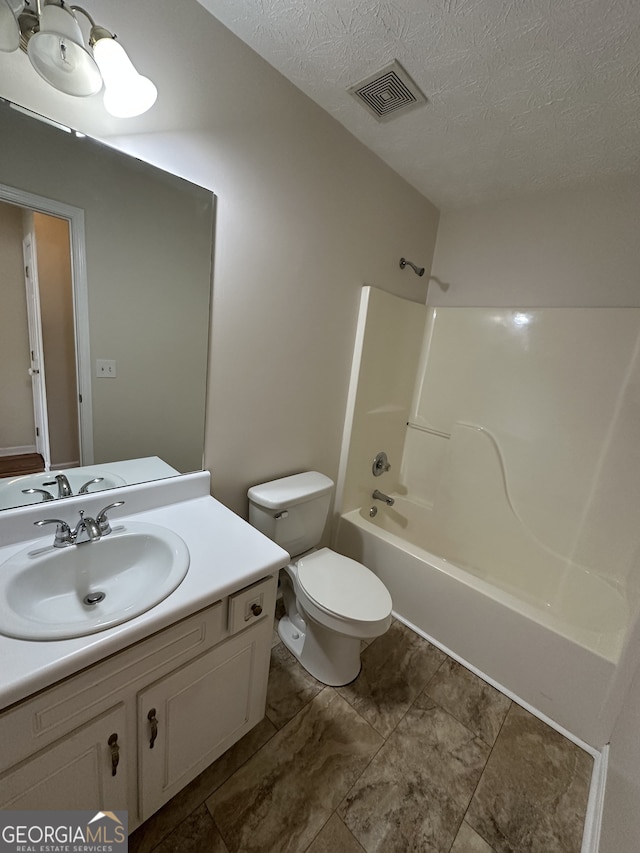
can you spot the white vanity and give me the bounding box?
[0,472,288,831]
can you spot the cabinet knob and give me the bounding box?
[251,603,263,617]
[148,708,158,749]
[108,733,120,776]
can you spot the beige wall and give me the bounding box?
[104,5,440,516]
[430,177,640,307]
[205,117,438,514]
[0,202,34,450]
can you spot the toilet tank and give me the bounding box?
[248,472,334,558]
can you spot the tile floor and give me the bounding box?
[129,616,593,853]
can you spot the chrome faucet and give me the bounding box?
[36,474,105,500]
[72,510,102,544]
[42,474,73,499]
[34,501,125,548]
[372,489,395,506]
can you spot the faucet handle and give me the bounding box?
[78,477,104,495]
[95,501,125,535]
[372,451,391,477]
[34,518,73,547]
[22,488,54,502]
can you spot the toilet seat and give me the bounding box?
[296,548,392,628]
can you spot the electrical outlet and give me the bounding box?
[96,359,117,378]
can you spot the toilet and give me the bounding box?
[248,471,392,686]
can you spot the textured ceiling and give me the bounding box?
[196,0,640,208]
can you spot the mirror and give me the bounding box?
[0,99,215,510]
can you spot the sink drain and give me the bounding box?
[84,591,106,606]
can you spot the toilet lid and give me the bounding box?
[296,548,392,623]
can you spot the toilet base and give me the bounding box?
[278,613,362,686]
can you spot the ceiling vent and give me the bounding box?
[348,60,427,122]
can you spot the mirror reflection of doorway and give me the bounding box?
[0,201,79,475]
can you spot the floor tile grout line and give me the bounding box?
[332,648,456,844]
[396,643,512,853]
[456,699,515,853]
[207,680,383,853]
[301,817,328,853]
[142,718,281,853]
[337,633,449,741]
[300,812,336,853]
[266,639,325,730]
[421,683,512,751]
[143,720,281,853]
[444,813,468,853]
[269,641,398,832]
[397,677,502,853]
[334,710,390,821]
[208,806,233,853]
[363,644,448,741]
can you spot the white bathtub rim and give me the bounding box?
[392,610,606,853]
[342,507,626,662]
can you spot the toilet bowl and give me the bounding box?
[247,472,393,685]
[278,548,392,685]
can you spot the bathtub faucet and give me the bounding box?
[372,489,395,506]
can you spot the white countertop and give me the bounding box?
[0,472,289,710]
[0,456,181,511]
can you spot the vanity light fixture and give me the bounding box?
[0,0,157,117]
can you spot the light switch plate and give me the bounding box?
[96,359,117,378]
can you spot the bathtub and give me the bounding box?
[335,497,638,748]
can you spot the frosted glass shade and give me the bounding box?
[0,0,22,53]
[92,36,157,117]
[27,4,101,96]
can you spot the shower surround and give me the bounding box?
[335,287,640,747]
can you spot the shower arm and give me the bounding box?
[399,257,425,277]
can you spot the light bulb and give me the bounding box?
[0,0,23,53]
[92,35,157,118]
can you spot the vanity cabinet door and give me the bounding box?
[0,704,128,811]
[138,623,271,820]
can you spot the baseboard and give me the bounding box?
[581,744,608,853]
[49,460,80,470]
[0,445,37,457]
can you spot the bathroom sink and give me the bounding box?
[0,522,190,640]
[0,469,127,510]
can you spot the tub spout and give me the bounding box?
[372,489,395,506]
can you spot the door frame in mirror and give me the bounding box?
[0,181,93,465]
